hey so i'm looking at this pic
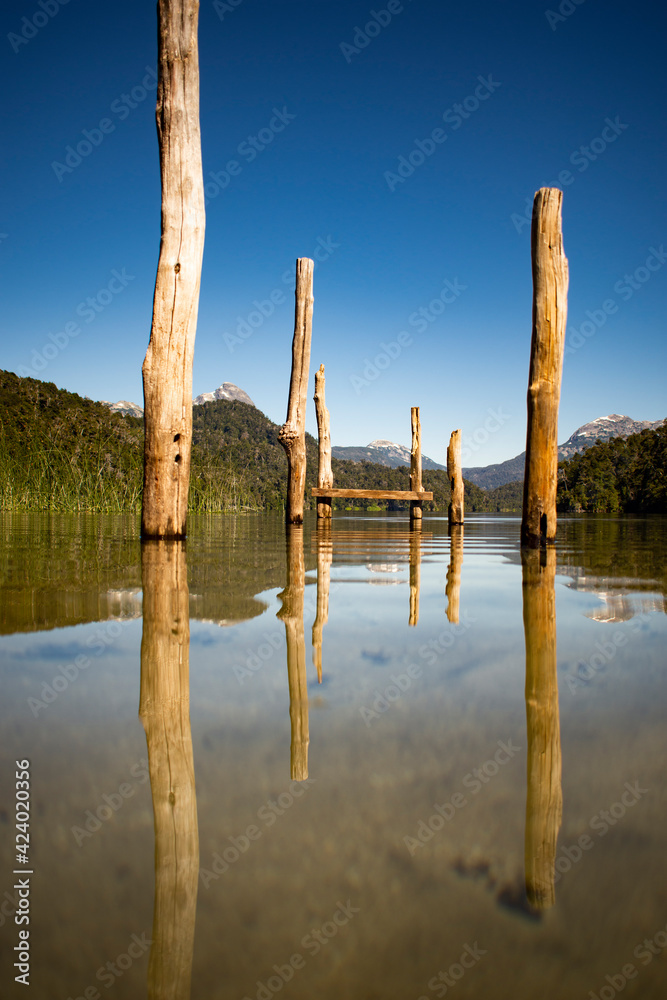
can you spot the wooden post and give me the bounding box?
[141,0,205,539]
[409,525,421,626]
[410,406,423,521]
[447,429,464,526]
[312,523,332,681]
[313,363,333,520]
[139,541,198,999]
[278,258,314,525]
[521,188,569,548]
[446,525,463,624]
[277,526,309,779]
[522,546,562,909]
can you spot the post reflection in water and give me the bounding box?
[139,540,199,1000]
[409,522,422,626]
[522,546,563,910]
[446,525,463,624]
[277,525,310,781]
[312,522,332,683]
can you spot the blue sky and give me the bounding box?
[1,0,665,466]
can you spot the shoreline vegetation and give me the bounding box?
[1,370,664,515]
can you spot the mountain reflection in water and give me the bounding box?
[0,512,665,999]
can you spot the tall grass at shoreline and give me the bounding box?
[0,432,259,513]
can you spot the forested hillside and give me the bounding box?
[557,424,667,513]
[0,370,549,514]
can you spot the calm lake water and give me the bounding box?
[0,512,665,999]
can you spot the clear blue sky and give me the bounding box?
[1,0,665,466]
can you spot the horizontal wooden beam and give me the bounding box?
[311,488,433,501]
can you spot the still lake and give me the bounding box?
[0,511,665,999]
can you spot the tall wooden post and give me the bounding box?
[142,0,205,539]
[313,364,333,520]
[447,429,464,526]
[279,259,315,525]
[523,546,562,909]
[139,541,198,999]
[277,526,309,780]
[521,188,569,548]
[410,406,423,522]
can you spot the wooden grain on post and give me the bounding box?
[447,429,464,526]
[313,363,333,520]
[142,0,205,539]
[410,406,423,521]
[279,258,314,524]
[521,187,569,548]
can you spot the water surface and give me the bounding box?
[0,512,665,999]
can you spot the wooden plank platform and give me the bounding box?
[311,488,433,501]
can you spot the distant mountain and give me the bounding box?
[462,454,526,491]
[100,382,255,419]
[193,382,255,407]
[332,439,446,471]
[463,415,665,490]
[99,399,144,419]
[557,414,664,459]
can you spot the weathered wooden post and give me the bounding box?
[446,525,463,624]
[447,429,464,526]
[139,540,198,999]
[279,258,315,525]
[410,406,423,522]
[141,0,205,539]
[277,526,309,779]
[523,546,562,909]
[521,188,569,548]
[313,363,333,520]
